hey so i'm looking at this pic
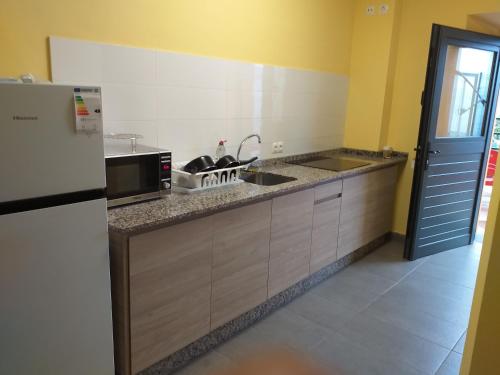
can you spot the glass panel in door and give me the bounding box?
[435,46,494,138]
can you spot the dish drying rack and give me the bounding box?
[172,162,247,193]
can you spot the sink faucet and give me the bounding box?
[236,134,262,162]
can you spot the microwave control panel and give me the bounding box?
[159,152,172,192]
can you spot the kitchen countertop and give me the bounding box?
[107,149,407,235]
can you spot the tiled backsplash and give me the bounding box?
[50,36,348,162]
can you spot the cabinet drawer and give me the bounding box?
[314,180,342,202]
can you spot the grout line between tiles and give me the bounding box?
[353,256,472,355]
[356,254,429,316]
[451,331,467,355]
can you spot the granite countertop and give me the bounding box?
[107,149,407,235]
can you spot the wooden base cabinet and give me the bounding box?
[310,181,342,273]
[109,166,400,374]
[338,166,397,258]
[128,217,213,373]
[268,189,314,297]
[211,201,272,329]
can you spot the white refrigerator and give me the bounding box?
[0,83,115,374]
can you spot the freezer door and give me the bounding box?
[0,198,114,375]
[0,83,106,202]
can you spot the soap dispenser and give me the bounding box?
[215,139,227,161]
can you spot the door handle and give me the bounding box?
[425,149,440,170]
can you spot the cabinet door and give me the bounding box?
[310,181,342,273]
[128,217,213,373]
[269,189,314,297]
[338,167,397,258]
[211,201,271,329]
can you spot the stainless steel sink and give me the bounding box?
[240,171,297,186]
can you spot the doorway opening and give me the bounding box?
[475,96,500,243]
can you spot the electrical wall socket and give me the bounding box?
[277,141,284,153]
[272,141,284,154]
[366,5,375,16]
[380,4,389,14]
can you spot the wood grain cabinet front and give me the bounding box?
[310,180,342,273]
[128,217,213,374]
[108,166,400,375]
[338,166,397,258]
[268,189,315,297]
[211,201,272,329]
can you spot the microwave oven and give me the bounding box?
[104,144,171,207]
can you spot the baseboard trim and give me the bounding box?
[390,232,406,243]
[139,233,391,375]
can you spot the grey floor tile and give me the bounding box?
[348,243,424,282]
[284,291,355,332]
[215,325,278,362]
[436,351,462,375]
[331,265,399,295]
[364,297,466,349]
[310,269,390,312]
[335,311,450,374]
[405,270,475,305]
[217,309,326,361]
[355,243,404,264]
[249,309,327,352]
[379,279,472,327]
[309,332,426,375]
[416,260,478,289]
[427,245,481,269]
[209,240,479,375]
[453,333,466,354]
[175,351,233,375]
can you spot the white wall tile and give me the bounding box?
[226,62,274,92]
[101,84,156,121]
[226,91,273,119]
[260,118,287,141]
[50,37,104,84]
[156,87,226,120]
[272,91,320,119]
[157,52,227,89]
[102,44,156,84]
[51,37,156,85]
[275,68,318,94]
[51,37,349,163]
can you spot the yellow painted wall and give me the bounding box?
[343,0,400,151]
[467,14,500,35]
[384,0,500,234]
[460,14,500,375]
[462,179,500,374]
[0,0,355,80]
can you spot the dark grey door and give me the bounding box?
[405,25,500,260]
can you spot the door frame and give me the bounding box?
[405,24,500,260]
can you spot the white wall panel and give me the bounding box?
[50,36,348,162]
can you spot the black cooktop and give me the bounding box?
[288,156,369,172]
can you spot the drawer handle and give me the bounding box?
[314,193,341,205]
